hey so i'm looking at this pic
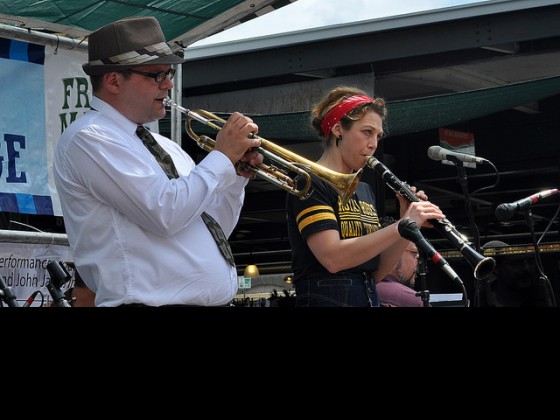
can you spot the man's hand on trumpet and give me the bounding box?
[215,111,263,175]
[236,149,264,179]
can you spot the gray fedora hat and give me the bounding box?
[83,16,185,76]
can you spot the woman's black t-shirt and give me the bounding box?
[286,174,381,281]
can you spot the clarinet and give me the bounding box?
[365,156,495,280]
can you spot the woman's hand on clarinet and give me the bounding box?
[401,200,445,229]
[397,185,429,218]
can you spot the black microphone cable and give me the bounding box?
[22,290,45,307]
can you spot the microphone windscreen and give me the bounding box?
[397,219,419,241]
[427,146,442,160]
[495,204,514,222]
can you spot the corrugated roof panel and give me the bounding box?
[185,0,560,59]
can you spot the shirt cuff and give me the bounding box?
[199,150,248,190]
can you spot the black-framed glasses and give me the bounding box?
[128,68,176,83]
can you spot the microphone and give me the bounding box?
[397,219,463,287]
[23,290,39,308]
[427,145,488,165]
[46,261,72,308]
[495,188,559,222]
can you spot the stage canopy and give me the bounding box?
[0,0,296,47]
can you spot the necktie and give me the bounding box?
[136,126,235,266]
[136,125,179,180]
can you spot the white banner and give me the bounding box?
[44,44,91,216]
[0,242,74,307]
[0,38,89,216]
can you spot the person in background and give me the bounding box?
[54,16,263,306]
[376,216,424,307]
[285,85,444,307]
[482,240,548,307]
[376,241,424,307]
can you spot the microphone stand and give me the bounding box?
[46,281,71,307]
[0,276,19,307]
[454,160,482,306]
[525,210,556,307]
[415,250,431,307]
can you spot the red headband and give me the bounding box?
[320,94,374,138]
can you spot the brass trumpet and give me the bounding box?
[163,97,361,205]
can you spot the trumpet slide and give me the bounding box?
[163,97,361,205]
[365,156,496,280]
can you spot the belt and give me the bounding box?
[296,271,372,283]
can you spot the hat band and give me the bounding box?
[87,41,174,66]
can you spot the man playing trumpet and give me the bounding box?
[54,16,262,307]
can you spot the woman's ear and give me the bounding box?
[332,122,343,138]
